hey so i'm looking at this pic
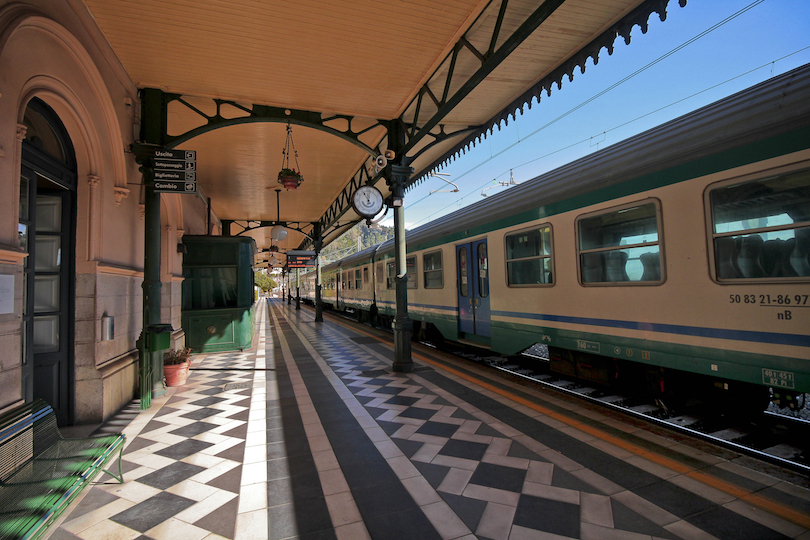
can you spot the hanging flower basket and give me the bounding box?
[278,168,304,190]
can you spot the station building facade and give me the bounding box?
[0,1,213,425]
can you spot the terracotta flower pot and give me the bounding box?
[278,175,302,189]
[164,361,190,387]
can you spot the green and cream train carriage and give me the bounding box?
[309,65,810,411]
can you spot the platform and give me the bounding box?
[49,299,810,540]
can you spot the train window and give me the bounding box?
[355,269,362,289]
[577,201,663,285]
[388,259,417,288]
[423,251,443,288]
[406,256,417,288]
[709,169,810,280]
[506,226,553,286]
[376,263,384,288]
[363,267,369,283]
[386,261,395,289]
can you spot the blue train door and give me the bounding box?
[456,239,491,337]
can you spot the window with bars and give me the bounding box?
[709,168,810,280]
[577,201,663,285]
[506,226,553,286]
[423,251,442,288]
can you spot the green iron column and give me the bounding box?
[143,180,165,401]
[387,164,414,372]
[135,90,172,409]
[314,222,323,322]
[296,268,301,310]
[132,153,164,410]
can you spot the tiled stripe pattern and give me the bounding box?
[45,299,810,540]
[274,300,809,540]
[51,331,262,539]
[269,303,453,540]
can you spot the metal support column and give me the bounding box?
[388,164,414,372]
[137,166,164,409]
[296,268,301,310]
[313,222,323,322]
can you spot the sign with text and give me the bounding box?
[154,170,196,182]
[153,149,197,193]
[286,250,317,268]
[153,181,198,193]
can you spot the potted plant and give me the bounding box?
[277,168,304,190]
[163,347,192,387]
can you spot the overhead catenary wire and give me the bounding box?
[401,43,808,227]
[397,1,768,223]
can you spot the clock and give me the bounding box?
[352,185,384,219]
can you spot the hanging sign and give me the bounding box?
[286,250,317,268]
[153,181,198,193]
[153,149,197,193]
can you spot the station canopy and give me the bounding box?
[80,0,685,263]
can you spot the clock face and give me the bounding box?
[352,185,384,218]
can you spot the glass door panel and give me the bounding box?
[457,240,491,337]
[456,245,473,333]
[473,240,491,337]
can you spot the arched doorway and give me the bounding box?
[19,97,77,426]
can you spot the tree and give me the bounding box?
[320,221,394,262]
[254,271,277,293]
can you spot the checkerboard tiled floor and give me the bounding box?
[48,299,810,540]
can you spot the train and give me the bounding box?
[290,64,810,415]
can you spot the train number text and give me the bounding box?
[729,294,808,306]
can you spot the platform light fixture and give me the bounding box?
[271,225,287,241]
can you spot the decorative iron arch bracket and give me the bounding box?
[138,87,387,157]
[223,219,316,241]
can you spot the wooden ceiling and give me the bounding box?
[79,0,680,259]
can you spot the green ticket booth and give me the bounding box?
[181,235,256,352]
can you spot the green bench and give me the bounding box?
[0,400,125,540]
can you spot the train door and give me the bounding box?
[336,268,343,310]
[456,239,491,337]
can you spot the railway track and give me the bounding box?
[460,343,810,475]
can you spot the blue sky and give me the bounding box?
[378,0,810,229]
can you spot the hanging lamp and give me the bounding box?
[277,122,304,190]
